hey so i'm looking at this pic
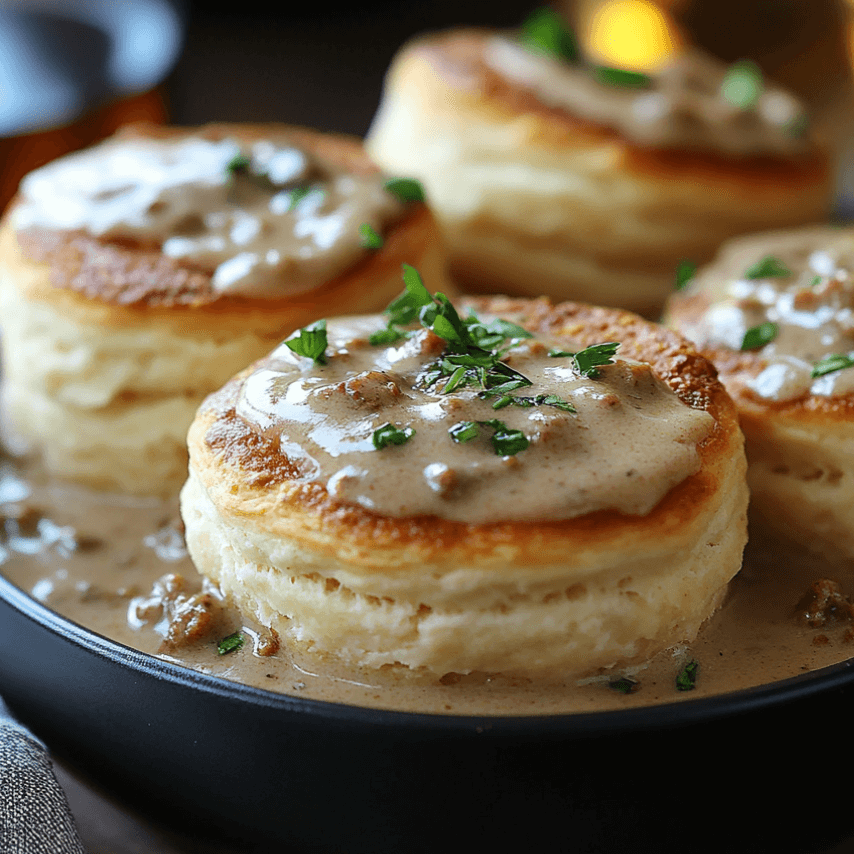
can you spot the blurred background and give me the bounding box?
[2,0,854,209]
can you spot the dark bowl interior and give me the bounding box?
[2,572,853,854]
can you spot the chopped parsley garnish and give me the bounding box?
[676,659,699,691]
[572,342,621,378]
[387,266,537,399]
[226,153,251,175]
[594,66,651,88]
[483,392,576,413]
[744,255,791,280]
[740,321,778,351]
[520,6,579,62]
[720,59,763,110]
[608,677,638,695]
[372,265,579,431]
[288,186,322,211]
[384,177,426,203]
[285,319,328,365]
[547,343,620,378]
[372,423,415,450]
[809,275,822,288]
[448,420,529,455]
[368,327,408,346]
[360,223,384,249]
[811,353,854,378]
[217,632,245,656]
[482,420,530,456]
[675,259,696,291]
[449,421,480,444]
[520,7,651,89]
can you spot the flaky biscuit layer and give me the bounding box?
[182,297,748,678]
[668,280,854,561]
[366,30,832,318]
[0,123,448,495]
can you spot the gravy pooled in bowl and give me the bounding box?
[1,281,852,713]
[1,415,851,714]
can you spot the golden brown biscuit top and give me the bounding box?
[415,29,814,162]
[10,123,420,301]
[200,286,727,525]
[672,226,854,405]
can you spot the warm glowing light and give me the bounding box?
[585,0,679,72]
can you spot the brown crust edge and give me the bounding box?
[667,289,854,423]
[5,121,431,314]
[402,29,829,190]
[188,297,744,565]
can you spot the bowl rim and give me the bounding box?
[3,571,853,737]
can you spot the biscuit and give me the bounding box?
[666,226,854,560]
[366,27,831,318]
[181,288,747,679]
[0,123,448,495]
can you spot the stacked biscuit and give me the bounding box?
[366,14,831,318]
[666,227,854,562]
[0,123,446,495]
[6,6,848,683]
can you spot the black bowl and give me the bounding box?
[1,572,853,854]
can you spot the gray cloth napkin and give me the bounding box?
[0,696,86,854]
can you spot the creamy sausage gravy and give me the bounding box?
[11,135,406,297]
[1,292,852,714]
[680,227,854,401]
[484,36,808,158]
[235,317,713,522]
[1,446,851,715]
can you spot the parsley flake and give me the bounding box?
[481,420,529,456]
[608,677,638,695]
[226,153,251,175]
[285,320,328,364]
[676,659,699,691]
[721,59,763,110]
[573,342,620,378]
[360,223,384,250]
[369,327,408,346]
[287,186,321,211]
[740,322,778,351]
[744,255,791,280]
[594,66,651,88]
[520,7,579,62]
[384,177,425,203]
[812,353,854,378]
[218,632,245,656]
[449,421,479,443]
[448,419,529,455]
[675,259,696,291]
[376,264,578,419]
[372,423,415,450]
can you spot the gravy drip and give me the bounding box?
[681,227,854,401]
[234,317,714,522]
[484,36,808,158]
[1,449,851,715]
[11,136,406,298]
